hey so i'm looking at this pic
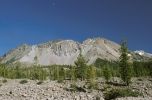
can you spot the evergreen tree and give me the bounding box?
[58,67,65,83]
[103,64,111,83]
[70,66,77,86]
[14,62,23,79]
[119,41,132,86]
[87,65,97,89]
[133,61,146,77]
[54,65,60,80]
[147,59,152,77]
[49,65,60,80]
[0,64,7,77]
[75,53,88,81]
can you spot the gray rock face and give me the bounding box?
[1,37,152,65]
[1,38,121,65]
[133,50,152,61]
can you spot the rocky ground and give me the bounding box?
[0,77,151,100]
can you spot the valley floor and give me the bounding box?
[0,77,152,100]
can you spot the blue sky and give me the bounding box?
[0,0,152,56]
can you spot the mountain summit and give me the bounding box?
[1,38,120,65]
[1,38,151,65]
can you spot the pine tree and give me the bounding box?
[54,65,60,80]
[87,65,97,89]
[119,41,132,86]
[147,59,152,77]
[58,67,65,83]
[103,64,111,83]
[0,64,7,77]
[75,53,88,81]
[15,64,21,79]
[70,66,77,86]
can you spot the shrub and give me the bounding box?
[67,84,87,92]
[103,65,111,83]
[57,79,64,83]
[20,80,28,84]
[95,96,100,100]
[2,79,7,83]
[87,65,97,89]
[75,54,88,81]
[119,41,132,86]
[37,81,43,85]
[30,66,47,80]
[104,88,142,100]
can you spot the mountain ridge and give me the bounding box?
[1,37,152,65]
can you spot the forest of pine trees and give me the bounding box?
[0,41,152,86]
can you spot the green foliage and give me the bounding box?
[95,96,100,100]
[119,41,132,86]
[58,67,65,83]
[146,60,152,77]
[132,60,152,77]
[103,65,112,82]
[14,63,22,79]
[37,81,43,85]
[104,88,142,100]
[20,80,28,84]
[68,84,86,92]
[94,58,110,68]
[2,79,7,83]
[75,54,88,81]
[49,65,67,83]
[53,65,60,80]
[0,64,7,77]
[133,61,147,77]
[30,66,47,80]
[87,65,98,89]
[70,66,77,86]
[0,46,152,87]
[94,58,119,77]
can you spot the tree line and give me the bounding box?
[0,41,152,87]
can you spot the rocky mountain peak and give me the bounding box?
[1,37,152,65]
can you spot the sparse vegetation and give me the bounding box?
[20,80,28,84]
[0,44,152,100]
[0,55,152,83]
[87,65,98,89]
[2,79,7,83]
[103,65,111,83]
[67,84,86,92]
[104,88,143,100]
[119,41,132,86]
[37,81,43,85]
[75,53,88,81]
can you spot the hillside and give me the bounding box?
[0,38,120,65]
[0,37,152,65]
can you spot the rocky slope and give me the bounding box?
[0,38,121,65]
[0,78,104,100]
[0,38,152,65]
[0,77,152,100]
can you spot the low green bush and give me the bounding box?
[37,81,43,85]
[104,88,143,100]
[70,84,86,92]
[2,79,7,83]
[20,80,28,84]
[95,96,100,100]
